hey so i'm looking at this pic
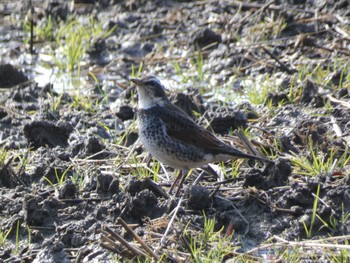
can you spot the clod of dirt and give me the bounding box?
[0,157,17,188]
[96,173,119,194]
[203,107,248,134]
[0,108,7,119]
[235,102,260,120]
[43,0,69,21]
[59,180,78,199]
[125,177,146,196]
[0,82,49,107]
[337,88,349,99]
[115,105,134,121]
[0,64,28,88]
[273,171,350,239]
[24,121,73,149]
[192,28,222,49]
[95,204,109,220]
[271,158,292,186]
[325,70,343,86]
[125,177,163,197]
[31,229,45,243]
[0,249,11,261]
[61,225,89,248]
[187,185,211,210]
[87,37,107,63]
[171,92,203,119]
[243,159,292,190]
[282,184,314,208]
[33,241,69,263]
[24,195,60,226]
[84,136,105,158]
[301,80,318,105]
[292,119,328,146]
[127,189,165,221]
[88,125,112,140]
[120,131,138,147]
[277,135,299,154]
[217,210,248,235]
[243,169,267,190]
[122,42,154,57]
[264,93,289,106]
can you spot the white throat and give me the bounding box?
[138,96,165,109]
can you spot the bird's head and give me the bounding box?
[131,75,168,109]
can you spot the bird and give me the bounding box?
[131,75,269,194]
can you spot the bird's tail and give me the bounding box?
[227,147,271,163]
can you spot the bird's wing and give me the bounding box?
[156,104,250,157]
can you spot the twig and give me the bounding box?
[333,25,350,39]
[100,232,135,259]
[27,226,55,230]
[328,158,338,178]
[103,226,147,258]
[117,218,159,261]
[160,197,183,247]
[330,116,343,137]
[100,233,122,253]
[145,177,169,199]
[326,94,350,109]
[160,162,170,181]
[302,234,350,243]
[314,8,319,33]
[273,235,350,250]
[228,0,316,14]
[251,189,300,215]
[262,47,294,74]
[244,234,350,256]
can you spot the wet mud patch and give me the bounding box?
[0,64,28,88]
[24,121,73,149]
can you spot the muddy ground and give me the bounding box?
[0,0,350,262]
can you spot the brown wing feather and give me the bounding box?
[156,103,236,155]
[143,103,268,161]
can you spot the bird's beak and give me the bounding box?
[131,78,142,86]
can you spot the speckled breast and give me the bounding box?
[137,109,206,170]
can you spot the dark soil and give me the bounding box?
[0,0,350,262]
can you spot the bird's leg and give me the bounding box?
[169,170,182,195]
[175,169,188,197]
